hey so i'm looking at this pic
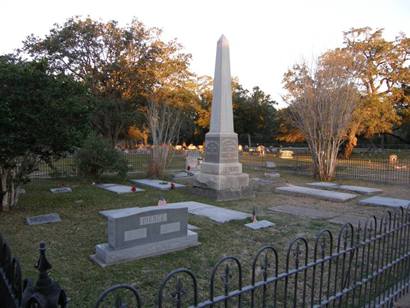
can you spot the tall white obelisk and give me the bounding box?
[196,35,249,194]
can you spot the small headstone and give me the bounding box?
[185,152,201,171]
[245,220,275,230]
[275,185,357,202]
[74,200,84,204]
[26,213,61,225]
[359,196,410,209]
[266,161,276,169]
[91,207,199,267]
[50,187,72,193]
[264,172,280,178]
[279,150,294,159]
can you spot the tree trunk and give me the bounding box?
[0,168,18,211]
[343,128,358,159]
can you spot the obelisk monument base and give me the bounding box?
[195,133,252,201]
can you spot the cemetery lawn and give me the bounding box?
[0,174,408,306]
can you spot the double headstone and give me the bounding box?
[91,206,199,267]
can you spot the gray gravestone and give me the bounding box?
[307,182,339,189]
[275,185,357,202]
[359,196,410,208]
[96,183,144,194]
[165,201,251,223]
[338,185,382,195]
[50,187,72,193]
[130,179,185,190]
[245,220,275,230]
[269,205,338,219]
[26,213,61,225]
[91,206,199,267]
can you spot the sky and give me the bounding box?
[1,0,409,107]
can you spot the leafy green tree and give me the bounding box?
[23,17,192,146]
[75,133,128,179]
[0,56,92,210]
[233,85,278,145]
[194,77,278,145]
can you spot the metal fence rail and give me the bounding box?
[239,152,410,185]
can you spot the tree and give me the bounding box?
[338,28,409,157]
[23,17,192,146]
[233,85,278,145]
[0,56,91,210]
[283,60,358,180]
[146,98,183,178]
[194,77,278,145]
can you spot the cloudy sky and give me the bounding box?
[1,0,409,106]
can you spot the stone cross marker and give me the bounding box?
[91,206,199,267]
[195,35,249,193]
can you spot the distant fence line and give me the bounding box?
[28,151,410,185]
[240,152,410,185]
[1,207,410,306]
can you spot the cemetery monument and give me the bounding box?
[195,35,250,200]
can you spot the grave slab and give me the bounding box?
[166,201,251,223]
[269,205,338,219]
[338,185,382,195]
[26,213,61,225]
[130,179,185,190]
[50,187,72,193]
[96,184,144,194]
[328,215,368,226]
[359,196,410,209]
[245,220,275,230]
[307,182,338,189]
[173,171,198,179]
[275,185,357,202]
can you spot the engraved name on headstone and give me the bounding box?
[91,206,199,267]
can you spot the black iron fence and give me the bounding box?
[29,152,186,179]
[239,152,410,185]
[2,207,410,307]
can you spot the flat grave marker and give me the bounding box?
[338,185,382,195]
[50,187,72,193]
[91,206,199,267]
[307,182,338,189]
[96,184,144,194]
[275,185,357,202]
[245,220,275,230]
[269,205,338,219]
[359,196,410,209]
[26,213,61,225]
[165,201,251,223]
[130,179,185,190]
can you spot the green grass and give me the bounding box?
[0,175,358,306]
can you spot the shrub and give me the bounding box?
[75,134,128,179]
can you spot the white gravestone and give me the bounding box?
[195,35,249,193]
